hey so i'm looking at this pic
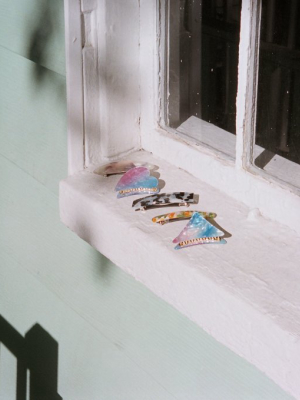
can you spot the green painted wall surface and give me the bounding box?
[0,0,295,399]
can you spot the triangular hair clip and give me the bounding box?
[115,166,159,198]
[173,212,226,249]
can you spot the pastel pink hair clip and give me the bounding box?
[115,166,159,198]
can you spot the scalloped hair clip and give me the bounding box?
[132,192,198,211]
[115,166,159,198]
[94,160,156,176]
[152,210,216,225]
[173,212,226,249]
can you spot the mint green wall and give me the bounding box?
[0,0,294,399]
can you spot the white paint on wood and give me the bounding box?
[82,2,101,167]
[176,116,236,159]
[64,0,85,174]
[253,145,300,188]
[236,0,261,169]
[141,125,300,235]
[82,0,97,13]
[60,150,300,400]
[92,0,141,164]
[139,0,160,138]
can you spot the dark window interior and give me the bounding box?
[168,0,300,168]
[256,0,300,166]
[168,0,241,135]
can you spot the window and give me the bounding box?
[161,0,300,188]
[63,0,300,233]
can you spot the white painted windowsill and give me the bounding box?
[60,150,300,399]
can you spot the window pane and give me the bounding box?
[165,0,241,157]
[255,0,300,187]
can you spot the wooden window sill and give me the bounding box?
[60,150,300,399]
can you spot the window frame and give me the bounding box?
[141,0,300,232]
[159,0,300,191]
[64,0,300,233]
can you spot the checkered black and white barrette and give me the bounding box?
[132,192,198,211]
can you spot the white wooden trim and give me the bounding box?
[93,0,141,165]
[82,0,101,167]
[64,0,85,174]
[236,0,261,170]
[139,0,160,142]
[65,0,142,171]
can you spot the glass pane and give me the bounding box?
[255,0,300,187]
[166,0,241,157]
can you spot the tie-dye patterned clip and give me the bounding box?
[132,192,197,211]
[115,167,159,198]
[173,212,226,249]
[152,210,217,225]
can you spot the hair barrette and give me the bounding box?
[173,212,226,249]
[152,210,217,225]
[94,160,155,176]
[132,192,198,211]
[115,166,159,198]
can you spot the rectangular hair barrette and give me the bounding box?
[132,192,198,211]
[152,210,217,225]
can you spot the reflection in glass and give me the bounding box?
[167,0,241,138]
[255,0,300,168]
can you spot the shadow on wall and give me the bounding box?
[0,315,62,400]
[27,0,65,99]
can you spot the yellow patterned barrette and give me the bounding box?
[152,211,216,225]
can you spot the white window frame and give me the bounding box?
[64,0,300,233]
